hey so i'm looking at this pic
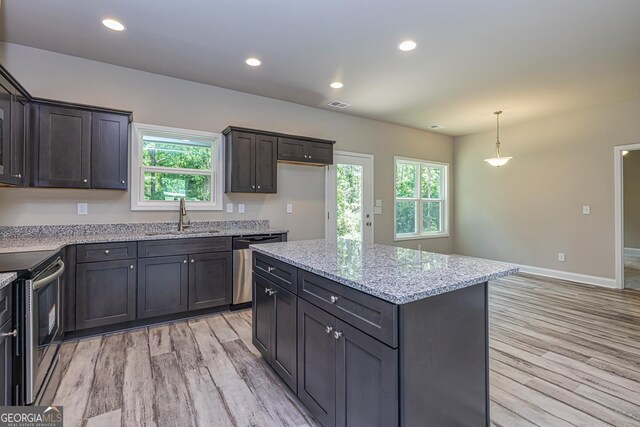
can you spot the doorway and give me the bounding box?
[614,143,640,289]
[325,151,374,244]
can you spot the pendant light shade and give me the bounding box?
[484,110,512,167]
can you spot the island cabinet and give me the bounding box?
[252,251,491,427]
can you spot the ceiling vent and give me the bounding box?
[429,125,444,130]
[328,100,350,109]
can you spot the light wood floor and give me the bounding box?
[53,273,640,427]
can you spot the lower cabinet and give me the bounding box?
[252,273,297,392]
[76,259,136,329]
[137,255,189,318]
[297,299,398,427]
[0,319,13,406]
[188,252,232,310]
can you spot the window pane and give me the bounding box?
[396,201,417,234]
[421,166,441,199]
[395,162,417,198]
[142,137,212,170]
[337,164,363,240]
[422,201,442,233]
[143,172,211,201]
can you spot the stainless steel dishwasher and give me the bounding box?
[232,234,284,306]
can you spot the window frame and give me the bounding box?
[393,156,449,240]
[130,122,224,211]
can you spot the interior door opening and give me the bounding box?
[615,143,640,289]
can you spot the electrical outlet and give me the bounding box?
[582,205,591,215]
[286,204,293,214]
[374,206,382,215]
[226,203,233,213]
[417,243,422,251]
[238,203,245,214]
[77,203,88,215]
[376,199,382,207]
[558,252,565,262]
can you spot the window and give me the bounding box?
[394,157,448,239]
[131,123,223,210]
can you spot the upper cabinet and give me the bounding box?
[223,126,335,194]
[0,67,29,187]
[35,102,131,190]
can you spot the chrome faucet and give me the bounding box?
[178,197,191,231]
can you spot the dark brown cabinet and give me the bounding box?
[36,103,130,190]
[137,255,189,318]
[0,319,14,406]
[188,252,232,310]
[0,69,29,186]
[76,259,136,329]
[277,137,333,165]
[252,273,297,392]
[224,129,277,193]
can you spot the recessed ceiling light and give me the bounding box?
[398,40,417,51]
[245,58,261,67]
[102,18,125,31]
[330,82,344,89]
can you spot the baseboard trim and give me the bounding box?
[624,247,640,257]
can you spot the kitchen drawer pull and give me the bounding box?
[333,331,343,340]
[104,250,110,255]
[121,180,126,184]
[83,179,88,183]
[265,288,276,296]
[325,326,333,334]
[130,265,134,270]
[0,329,17,338]
[267,266,276,272]
[330,295,339,304]
[183,259,187,264]
[191,259,195,264]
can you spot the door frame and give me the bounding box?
[614,143,640,289]
[325,150,375,243]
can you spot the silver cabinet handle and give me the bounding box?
[83,179,88,183]
[267,266,276,272]
[333,331,343,340]
[264,288,276,296]
[325,326,333,334]
[11,174,21,178]
[1,329,17,338]
[265,287,273,294]
[121,180,126,184]
[191,259,195,264]
[130,265,134,270]
[330,295,339,303]
[104,250,110,255]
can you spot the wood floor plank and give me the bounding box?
[183,366,236,427]
[206,314,240,343]
[169,321,202,371]
[58,340,78,379]
[150,351,197,427]
[148,324,172,357]
[222,311,261,357]
[53,337,102,427]
[122,329,156,427]
[84,333,126,418]
[86,409,122,427]
[490,401,537,427]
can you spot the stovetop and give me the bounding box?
[0,249,61,277]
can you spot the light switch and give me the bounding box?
[77,203,88,215]
[238,203,245,214]
[376,199,382,207]
[558,252,565,262]
[374,206,382,215]
[582,205,591,215]
[286,204,293,214]
[226,203,233,213]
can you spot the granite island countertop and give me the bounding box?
[251,239,518,304]
[0,221,288,254]
[0,272,17,290]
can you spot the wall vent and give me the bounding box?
[429,124,444,129]
[327,100,350,109]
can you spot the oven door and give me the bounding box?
[25,258,64,405]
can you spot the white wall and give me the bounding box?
[454,98,640,279]
[0,43,454,250]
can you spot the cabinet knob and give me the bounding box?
[304,155,308,159]
[0,329,17,338]
[257,185,261,189]
[308,155,312,159]
[11,174,21,179]
[130,265,134,270]
[104,250,110,255]
[183,259,187,264]
[121,180,126,185]
[333,331,343,340]
[252,185,255,189]
[83,179,88,183]
[190,259,195,264]
[325,325,333,334]
[330,295,339,304]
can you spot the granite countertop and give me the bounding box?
[0,272,17,290]
[0,221,288,254]
[251,239,519,304]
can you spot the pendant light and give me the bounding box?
[484,110,512,167]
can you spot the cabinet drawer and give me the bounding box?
[77,242,137,263]
[298,270,397,348]
[0,283,13,327]
[253,252,297,294]
[138,237,232,258]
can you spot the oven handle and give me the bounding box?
[33,260,65,291]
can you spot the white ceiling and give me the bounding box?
[1,0,639,136]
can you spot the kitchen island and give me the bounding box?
[250,239,518,427]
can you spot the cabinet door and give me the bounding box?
[226,131,255,192]
[8,96,27,185]
[297,299,337,427]
[0,82,11,184]
[38,104,91,188]
[91,112,128,190]
[137,255,188,318]
[272,283,297,392]
[0,320,13,406]
[254,134,277,193]
[252,273,273,359]
[335,319,398,427]
[76,259,136,330]
[188,252,232,310]
[277,137,306,162]
[305,142,333,165]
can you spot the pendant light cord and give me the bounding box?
[494,111,502,158]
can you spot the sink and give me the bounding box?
[144,229,220,236]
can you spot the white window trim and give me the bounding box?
[393,156,450,241]
[130,122,224,211]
